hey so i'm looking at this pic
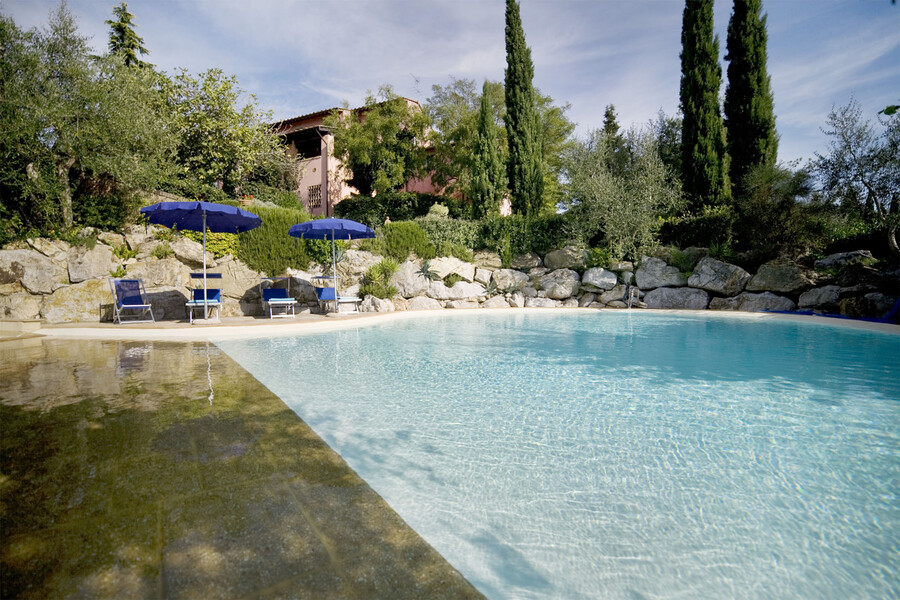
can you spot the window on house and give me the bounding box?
[308,184,322,209]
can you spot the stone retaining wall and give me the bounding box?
[1,231,897,323]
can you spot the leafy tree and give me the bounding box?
[325,85,430,197]
[164,68,285,193]
[650,109,683,179]
[564,127,683,259]
[724,0,778,199]
[504,0,544,216]
[731,162,812,263]
[680,0,731,211]
[105,2,150,68]
[815,101,899,259]
[470,80,507,218]
[426,77,572,212]
[0,5,175,233]
[597,104,629,176]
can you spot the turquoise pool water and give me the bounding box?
[216,312,900,599]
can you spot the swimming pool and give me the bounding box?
[216,312,900,599]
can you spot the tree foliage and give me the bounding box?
[724,0,777,199]
[680,0,731,211]
[106,2,150,68]
[814,101,900,259]
[325,86,430,197]
[470,80,507,218]
[504,0,544,217]
[0,5,176,234]
[564,127,683,259]
[163,68,285,194]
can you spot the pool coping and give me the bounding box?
[30,308,900,342]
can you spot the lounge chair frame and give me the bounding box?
[313,276,360,314]
[186,273,222,324]
[109,278,155,323]
[259,277,297,319]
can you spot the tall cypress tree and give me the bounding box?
[106,2,150,67]
[504,0,543,216]
[680,0,730,210]
[470,81,507,219]
[724,0,777,198]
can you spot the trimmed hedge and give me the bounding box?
[333,192,462,228]
[234,205,337,275]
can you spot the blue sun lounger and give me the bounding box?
[109,278,155,323]
[260,277,297,318]
[186,273,222,323]
[314,277,361,314]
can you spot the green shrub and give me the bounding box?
[586,246,612,269]
[183,230,239,258]
[660,205,733,249]
[240,181,303,209]
[152,242,173,259]
[378,221,435,261]
[112,244,138,261]
[426,203,450,218]
[334,192,459,228]
[416,216,479,257]
[159,178,231,204]
[359,257,399,299]
[478,214,570,257]
[110,265,126,278]
[443,273,464,287]
[235,205,316,275]
[419,260,439,281]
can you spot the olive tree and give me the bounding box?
[564,127,683,259]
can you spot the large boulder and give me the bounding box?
[337,250,381,285]
[285,269,322,303]
[599,284,628,305]
[482,295,510,308]
[360,295,395,313]
[525,297,561,308]
[635,256,687,290]
[0,292,42,320]
[26,238,71,264]
[508,291,526,308]
[143,286,191,320]
[473,251,502,269]
[170,237,214,268]
[407,296,443,310]
[644,287,709,310]
[446,299,480,309]
[218,257,263,301]
[538,269,580,300]
[746,258,815,294]
[431,256,476,282]
[67,244,116,283]
[0,249,68,294]
[814,250,873,269]
[798,285,841,309]
[40,279,110,323]
[688,257,751,296]
[512,252,542,269]
[426,281,486,301]
[492,269,529,291]
[125,257,191,289]
[391,260,430,297]
[709,292,796,313]
[474,268,493,285]
[608,260,634,272]
[581,267,618,291]
[543,246,587,270]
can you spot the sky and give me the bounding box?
[2,0,898,165]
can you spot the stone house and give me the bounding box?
[272,98,441,217]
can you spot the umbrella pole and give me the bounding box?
[203,210,208,320]
[331,229,337,313]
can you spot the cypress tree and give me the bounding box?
[680,0,730,209]
[106,2,150,67]
[504,0,543,216]
[470,81,507,219]
[725,0,777,198]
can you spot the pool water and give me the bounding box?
[216,312,900,599]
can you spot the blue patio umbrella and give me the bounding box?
[140,201,261,320]
[288,218,375,301]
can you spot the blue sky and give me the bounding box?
[3,0,898,165]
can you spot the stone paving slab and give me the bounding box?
[0,338,483,599]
